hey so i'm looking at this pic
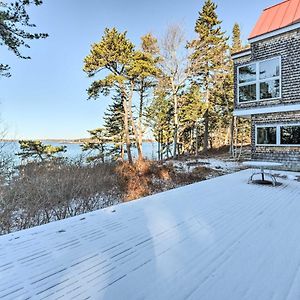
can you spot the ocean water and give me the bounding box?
[0,141,159,164]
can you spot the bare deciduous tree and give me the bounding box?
[159,24,191,158]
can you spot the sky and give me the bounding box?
[0,0,279,140]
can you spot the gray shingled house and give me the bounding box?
[232,0,300,169]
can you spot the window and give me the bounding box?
[257,127,277,145]
[260,80,280,100]
[238,57,281,103]
[239,64,256,83]
[280,125,300,145]
[256,124,300,146]
[239,84,256,102]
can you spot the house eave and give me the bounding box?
[233,103,300,117]
[248,22,300,43]
[231,49,252,60]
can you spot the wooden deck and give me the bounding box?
[0,169,300,300]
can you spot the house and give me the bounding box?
[232,0,300,169]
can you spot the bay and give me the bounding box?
[0,141,159,164]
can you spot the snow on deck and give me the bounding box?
[1,169,300,300]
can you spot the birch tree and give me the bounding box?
[159,24,190,158]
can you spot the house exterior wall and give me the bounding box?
[233,30,300,168]
[251,111,300,169]
[234,29,300,110]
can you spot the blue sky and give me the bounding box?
[0,0,278,139]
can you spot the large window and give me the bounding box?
[281,125,300,145]
[256,124,300,146]
[257,127,277,145]
[238,57,281,103]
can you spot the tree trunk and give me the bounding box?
[195,125,199,157]
[203,84,210,154]
[158,130,161,161]
[234,116,238,159]
[121,140,125,161]
[121,89,133,164]
[128,82,143,161]
[203,109,209,153]
[172,82,178,158]
[138,86,145,160]
[229,116,235,157]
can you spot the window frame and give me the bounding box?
[237,56,281,104]
[255,123,300,147]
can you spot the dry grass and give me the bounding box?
[0,159,220,235]
[116,160,220,201]
[0,161,120,234]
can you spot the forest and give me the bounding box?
[80,0,250,163]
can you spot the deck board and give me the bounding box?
[0,169,300,300]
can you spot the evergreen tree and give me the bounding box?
[130,34,160,159]
[188,0,228,152]
[147,87,174,160]
[103,90,127,160]
[81,128,108,163]
[141,33,160,57]
[178,84,205,154]
[231,23,243,53]
[83,28,135,163]
[0,0,48,77]
[17,140,66,162]
[127,48,159,159]
[84,28,158,162]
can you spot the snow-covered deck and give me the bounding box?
[1,169,300,300]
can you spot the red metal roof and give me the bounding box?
[249,0,300,39]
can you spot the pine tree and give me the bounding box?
[81,128,108,163]
[231,23,243,53]
[178,84,205,154]
[129,34,160,159]
[127,48,159,160]
[103,90,127,160]
[0,0,48,77]
[188,0,228,152]
[141,33,160,57]
[147,88,174,160]
[83,28,135,163]
[17,140,66,162]
[84,28,158,162]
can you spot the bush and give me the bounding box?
[0,159,217,235]
[0,160,121,234]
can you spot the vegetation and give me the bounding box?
[81,128,108,163]
[0,0,252,235]
[0,0,48,77]
[17,140,66,162]
[83,0,250,163]
[0,158,224,235]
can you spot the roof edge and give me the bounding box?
[231,48,252,60]
[264,0,289,11]
[249,21,300,43]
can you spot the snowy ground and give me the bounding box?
[170,157,244,174]
[0,169,300,299]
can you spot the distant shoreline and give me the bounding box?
[0,139,85,144]
[0,139,156,144]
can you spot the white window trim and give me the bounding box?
[237,56,281,104]
[255,123,300,147]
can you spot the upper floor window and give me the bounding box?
[238,57,281,103]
